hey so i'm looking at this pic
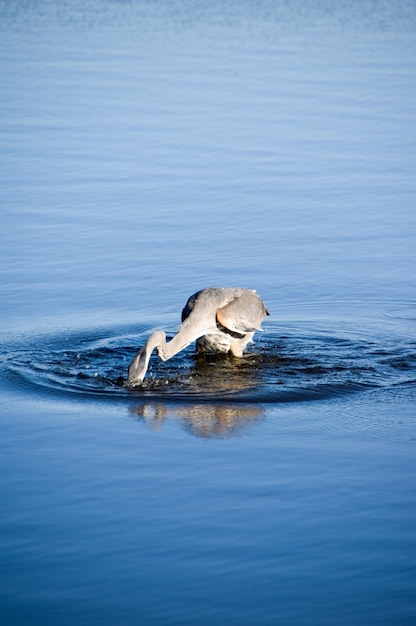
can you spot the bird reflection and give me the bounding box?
[130,401,263,438]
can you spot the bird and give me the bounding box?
[127,287,269,385]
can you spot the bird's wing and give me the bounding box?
[181,291,201,322]
[216,293,268,334]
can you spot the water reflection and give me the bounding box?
[130,401,263,438]
[128,353,265,437]
[131,351,264,396]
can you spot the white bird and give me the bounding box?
[127,287,269,385]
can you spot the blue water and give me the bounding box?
[1,1,416,624]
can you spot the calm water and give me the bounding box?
[1,1,416,624]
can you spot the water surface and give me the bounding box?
[1,1,416,624]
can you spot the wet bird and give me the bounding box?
[127,287,269,385]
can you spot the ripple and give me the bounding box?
[2,319,415,408]
[384,305,416,321]
[313,384,416,442]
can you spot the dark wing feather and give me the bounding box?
[181,290,202,322]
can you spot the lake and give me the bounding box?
[1,1,416,624]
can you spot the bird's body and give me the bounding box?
[127,287,269,385]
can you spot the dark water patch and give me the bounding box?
[2,320,415,407]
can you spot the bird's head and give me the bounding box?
[126,331,166,386]
[127,347,148,385]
